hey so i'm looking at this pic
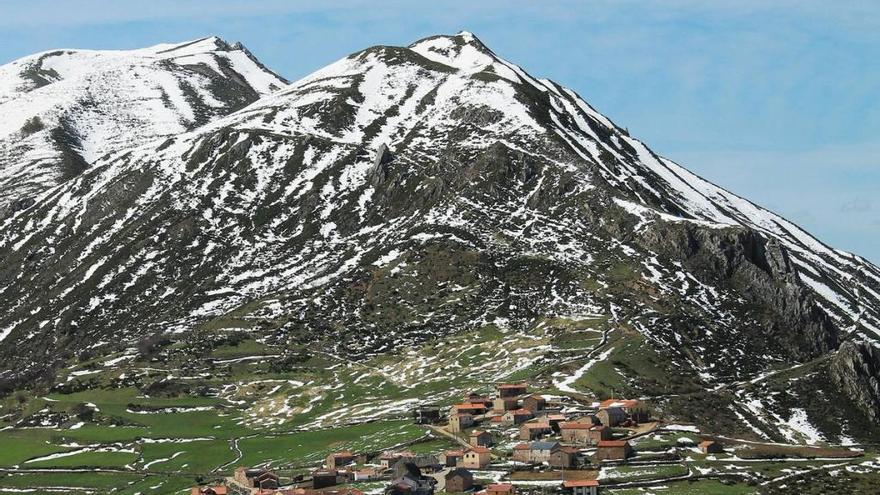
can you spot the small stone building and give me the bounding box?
[444,468,473,492]
[449,413,474,433]
[559,422,592,444]
[442,450,464,467]
[521,395,546,413]
[414,406,442,425]
[470,430,493,447]
[233,467,279,490]
[326,452,355,470]
[460,446,491,469]
[594,440,633,461]
[312,470,340,489]
[549,446,579,468]
[596,407,626,427]
[519,422,552,440]
[496,384,528,398]
[486,484,515,495]
[562,480,599,495]
[699,440,724,454]
[493,397,519,412]
[502,409,533,426]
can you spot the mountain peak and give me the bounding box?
[407,31,503,74]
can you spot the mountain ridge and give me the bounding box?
[0,35,288,212]
[0,32,879,444]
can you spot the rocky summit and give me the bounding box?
[1,31,879,451]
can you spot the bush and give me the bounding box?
[21,116,45,135]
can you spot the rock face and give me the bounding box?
[831,341,880,423]
[0,31,879,441]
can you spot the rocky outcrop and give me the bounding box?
[632,220,839,360]
[830,341,880,423]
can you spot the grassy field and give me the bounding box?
[600,463,690,483]
[605,479,758,495]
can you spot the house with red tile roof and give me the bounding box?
[502,408,534,426]
[562,479,599,495]
[469,429,493,447]
[595,440,633,461]
[460,446,491,469]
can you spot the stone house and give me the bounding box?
[588,425,612,444]
[512,441,560,463]
[562,480,599,495]
[444,468,473,492]
[414,406,442,425]
[380,452,409,469]
[385,463,434,495]
[598,400,649,423]
[559,422,592,444]
[326,452,355,470]
[519,422,552,440]
[442,450,464,467]
[521,395,546,413]
[594,440,633,461]
[502,409,534,426]
[549,446,579,469]
[546,414,568,433]
[233,467,279,491]
[392,456,441,477]
[449,413,474,433]
[469,430,493,447]
[699,440,724,454]
[312,470,340,489]
[450,403,488,416]
[460,446,491,469]
[465,393,493,407]
[596,407,626,427]
[492,397,519,412]
[496,384,528,398]
[486,484,515,495]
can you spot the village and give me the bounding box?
[191,383,728,495]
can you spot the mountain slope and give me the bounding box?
[1,32,878,443]
[0,36,287,211]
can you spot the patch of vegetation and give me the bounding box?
[20,116,44,135]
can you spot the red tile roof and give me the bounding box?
[497,384,527,389]
[468,446,492,454]
[562,480,599,487]
[487,484,514,493]
[522,423,551,429]
[508,409,532,415]
[599,399,641,409]
[513,443,530,450]
[560,422,592,429]
[597,440,629,448]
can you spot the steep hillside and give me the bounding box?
[0,36,287,210]
[1,32,878,443]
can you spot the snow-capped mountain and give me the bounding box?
[0,36,287,210]
[1,32,878,442]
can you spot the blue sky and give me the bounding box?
[1,0,877,262]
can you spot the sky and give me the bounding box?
[0,0,877,263]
